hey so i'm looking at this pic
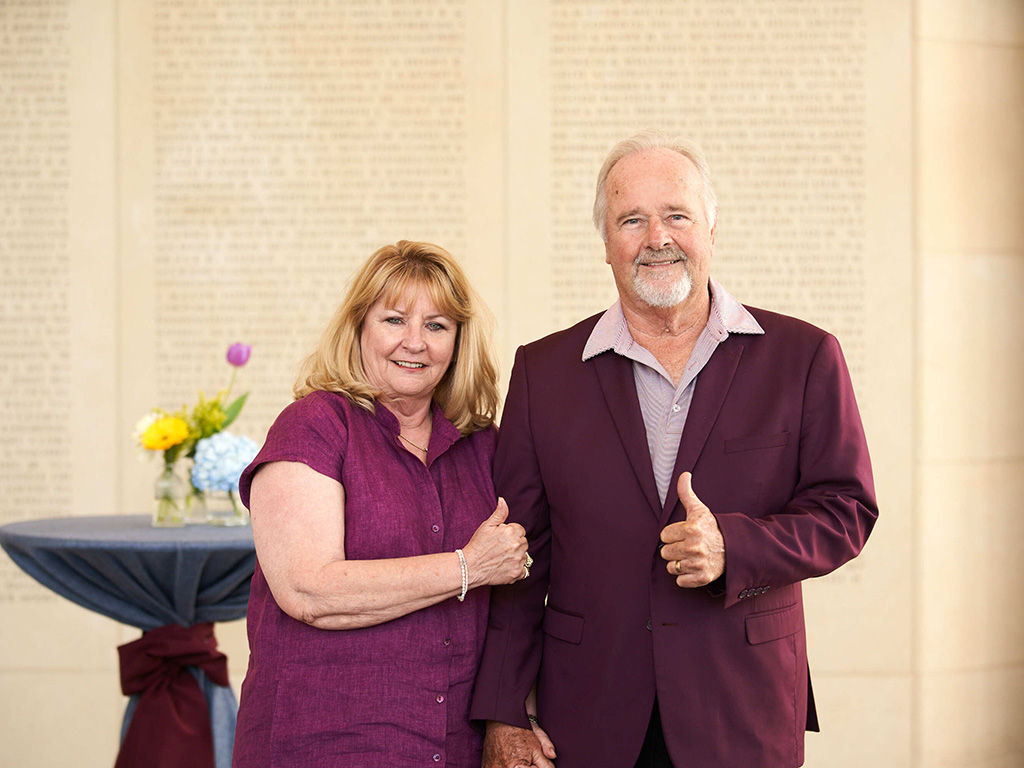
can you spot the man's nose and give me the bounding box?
[646,220,671,249]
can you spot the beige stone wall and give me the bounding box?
[0,0,1021,765]
[915,1,1024,766]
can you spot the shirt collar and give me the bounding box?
[373,399,462,458]
[582,277,763,362]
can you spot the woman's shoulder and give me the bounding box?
[266,390,370,447]
[279,389,362,423]
[241,392,358,507]
[470,422,498,444]
[460,422,498,456]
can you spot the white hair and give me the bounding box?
[592,130,718,241]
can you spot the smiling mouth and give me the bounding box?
[392,360,427,369]
[635,246,687,269]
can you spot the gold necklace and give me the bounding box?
[398,433,428,453]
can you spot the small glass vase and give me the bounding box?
[185,487,208,524]
[206,490,248,527]
[153,464,187,527]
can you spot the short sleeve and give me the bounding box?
[238,391,350,509]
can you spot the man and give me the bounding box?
[470,131,877,768]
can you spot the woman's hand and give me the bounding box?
[462,498,530,587]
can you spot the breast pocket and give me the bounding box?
[724,431,790,454]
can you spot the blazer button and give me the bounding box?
[646,619,653,631]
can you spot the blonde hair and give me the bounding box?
[294,240,499,435]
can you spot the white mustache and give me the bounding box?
[635,246,687,266]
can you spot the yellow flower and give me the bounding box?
[141,416,190,451]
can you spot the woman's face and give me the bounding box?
[360,283,458,410]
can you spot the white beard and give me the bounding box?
[632,246,692,308]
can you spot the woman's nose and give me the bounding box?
[402,326,426,351]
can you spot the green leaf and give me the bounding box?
[222,392,249,429]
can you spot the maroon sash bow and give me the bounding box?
[115,622,229,768]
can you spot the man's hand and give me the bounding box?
[659,472,725,587]
[482,721,556,768]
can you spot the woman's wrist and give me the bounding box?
[455,549,468,602]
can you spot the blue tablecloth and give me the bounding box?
[0,515,257,768]
[0,515,255,630]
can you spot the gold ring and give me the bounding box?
[525,553,534,568]
[522,564,531,579]
[674,560,683,575]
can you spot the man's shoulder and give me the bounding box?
[743,305,831,344]
[520,312,604,357]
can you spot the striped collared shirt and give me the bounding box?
[582,278,764,505]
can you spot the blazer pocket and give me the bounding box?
[745,602,803,645]
[543,605,585,645]
[724,431,790,454]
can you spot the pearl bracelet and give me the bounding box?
[455,548,468,602]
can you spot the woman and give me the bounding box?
[232,241,548,767]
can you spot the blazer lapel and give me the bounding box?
[591,352,662,516]
[661,339,745,522]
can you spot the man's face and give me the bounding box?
[603,148,715,312]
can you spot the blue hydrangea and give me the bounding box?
[191,432,260,492]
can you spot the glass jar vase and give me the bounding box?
[153,464,187,527]
[185,486,208,524]
[205,490,248,527]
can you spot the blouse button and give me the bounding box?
[432,524,440,533]
[432,754,441,762]
[443,637,451,646]
[672,403,681,413]
[436,694,445,704]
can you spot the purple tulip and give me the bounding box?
[226,343,251,367]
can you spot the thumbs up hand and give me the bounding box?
[659,472,726,587]
[463,498,531,587]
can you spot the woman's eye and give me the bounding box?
[385,316,403,325]
[426,322,447,332]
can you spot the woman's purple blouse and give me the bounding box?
[233,390,497,767]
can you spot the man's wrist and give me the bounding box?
[486,718,532,733]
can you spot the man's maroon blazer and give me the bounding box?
[470,305,877,768]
